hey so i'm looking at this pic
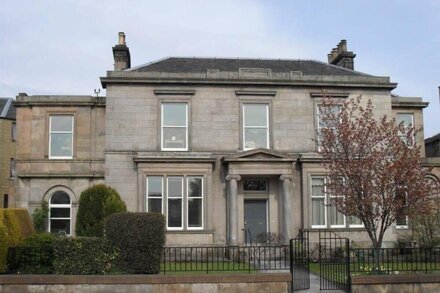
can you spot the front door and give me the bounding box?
[244,199,268,244]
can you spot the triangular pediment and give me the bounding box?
[224,148,294,162]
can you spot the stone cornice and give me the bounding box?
[14,95,106,108]
[17,173,105,178]
[310,92,350,98]
[154,89,196,95]
[133,154,216,164]
[101,74,397,90]
[235,90,277,96]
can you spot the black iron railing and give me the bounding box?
[350,247,440,274]
[6,245,290,274]
[7,246,54,274]
[161,245,290,274]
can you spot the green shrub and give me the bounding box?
[0,208,35,272]
[104,213,166,274]
[53,237,119,274]
[76,184,127,237]
[32,201,49,232]
[9,233,56,274]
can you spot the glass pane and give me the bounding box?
[148,199,162,213]
[168,177,183,198]
[168,199,182,227]
[148,177,162,197]
[311,178,325,198]
[243,179,268,191]
[396,217,407,226]
[188,198,202,227]
[163,127,186,149]
[244,128,267,149]
[188,177,202,198]
[163,103,187,126]
[397,113,413,127]
[312,198,325,226]
[50,208,70,218]
[50,133,72,157]
[50,219,70,235]
[244,104,267,127]
[51,116,73,132]
[50,191,70,204]
[319,105,340,128]
[329,205,344,226]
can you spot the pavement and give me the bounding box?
[299,272,347,293]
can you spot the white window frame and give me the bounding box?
[242,103,269,150]
[166,176,184,230]
[186,176,203,230]
[146,176,164,214]
[316,104,341,150]
[329,178,346,228]
[48,115,74,159]
[48,192,72,236]
[161,103,188,151]
[311,176,327,229]
[396,113,415,148]
[348,216,365,228]
[396,190,409,229]
[329,195,346,228]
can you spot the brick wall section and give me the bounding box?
[0,273,290,293]
[352,274,440,293]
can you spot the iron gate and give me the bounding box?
[290,230,310,291]
[318,230,350,291]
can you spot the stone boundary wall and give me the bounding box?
[352,274,440,293]
[0,273,290,293]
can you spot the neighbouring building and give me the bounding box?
[14,33,439,246]
[0,98,16,208]
[425,133,440,203]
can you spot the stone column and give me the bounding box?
[226,174,241,245]
[280,175,294,242]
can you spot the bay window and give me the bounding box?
[146,177,163,213]
[167,177,183,230]
[311,176,363,229]
[146,175,204,230]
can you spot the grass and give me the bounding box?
[160,261,257,274]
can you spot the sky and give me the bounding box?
[1,0,439,137]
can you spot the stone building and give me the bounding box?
[14,34,437,246]
[0,98,16,208]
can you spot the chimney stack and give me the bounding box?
[112,32,131,71]
[327,40,356,70]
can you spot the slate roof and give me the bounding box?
[129,57,372,77]
[0,98,16,120]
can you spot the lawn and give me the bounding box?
[161,261,257,274]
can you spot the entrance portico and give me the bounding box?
[223,148,298,245]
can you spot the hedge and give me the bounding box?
[8,233,56,274]
[76,184,127,237]
[0,208,34,272]
[104,213,166,274]
[53,237,119,274]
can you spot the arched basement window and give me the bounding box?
[49,191,71,235]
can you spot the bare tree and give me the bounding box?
[318,95,433,250]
